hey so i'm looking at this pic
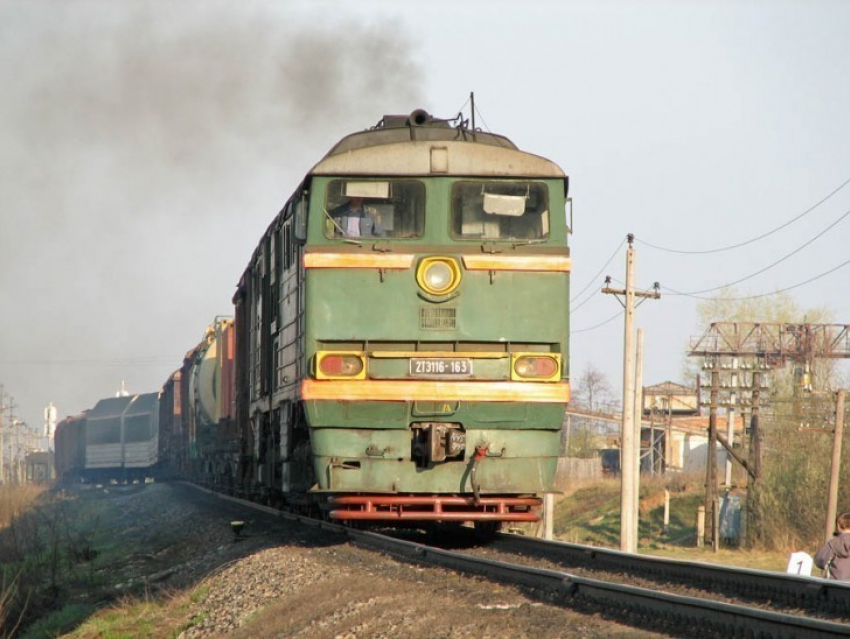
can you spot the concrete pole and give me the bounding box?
[745,371,762,548]
[825,390,845,543]
[697,505,705,548]
[726,361,738,488]
[0,391,5,484]
[725,408,735,488]
[706,368,719,552]
[633,328,644,544]
[739,404,750,544]
[620,238,637,553]
[543,493,554,541]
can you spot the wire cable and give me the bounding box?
[572,309,624,334]
[666,206,850,296]
[637,174,850,254]
[473,103,492,133]
[661,255,850,301]
[570,237,627,306]
[455,95,471,118]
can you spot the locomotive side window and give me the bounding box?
[324,179,425,239]
[451,181,550,240]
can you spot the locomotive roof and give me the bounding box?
[324,112,519,155]
[311,111,565,178]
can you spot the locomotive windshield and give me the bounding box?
[324,179,425,239]
[451,181,550,241]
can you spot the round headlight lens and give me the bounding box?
[424,262,454,292]
[416,257,461,296]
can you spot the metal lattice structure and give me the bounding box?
[688,322,850,549]
[690,323,850,367]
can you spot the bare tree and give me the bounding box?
[574,363,614,412]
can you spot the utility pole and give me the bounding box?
[633,328,645,543]
[825,390,845,543]
[45,402,57,481]
[706,367,720,551]
[725,359,739,489]
[7,397,17,485]
[0,385,5,484]
[748,370,763,547]
[602,234,660,553]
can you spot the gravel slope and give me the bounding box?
[62,482,664,637]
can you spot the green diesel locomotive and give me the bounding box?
[233,110,571,527]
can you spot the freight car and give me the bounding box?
[159,319,238,484]
[227,109,571,529]
[55,393,161,483]
[54,412,87,481]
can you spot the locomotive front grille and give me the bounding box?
[420,306,456,330]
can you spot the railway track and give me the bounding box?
[465,531,850,619]
[195,485,850,637]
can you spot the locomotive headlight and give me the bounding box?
[416,257,461,296]
[315,352,366,380]
[511,354,561,382]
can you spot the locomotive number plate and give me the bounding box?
[409,358,473,377]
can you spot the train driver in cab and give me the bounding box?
[329,196,383,238]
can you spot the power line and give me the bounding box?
[570,237,627,309]
[662,255,850,301]
[637,174,850,254]
[668,206,850,296]
[572,309,624,333]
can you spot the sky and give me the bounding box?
[2,0,849,433]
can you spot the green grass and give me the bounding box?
[553,477,790,572]
[21,603,98,639]
[60,597,196,639]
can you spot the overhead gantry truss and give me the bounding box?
[689,322,850,367]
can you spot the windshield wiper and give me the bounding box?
[511,238,548,248]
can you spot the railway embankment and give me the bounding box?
[3,482,660,637]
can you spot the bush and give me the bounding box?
[748,392,847,551]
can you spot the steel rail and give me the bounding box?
[349,529,850,638]
[490,532,850,617]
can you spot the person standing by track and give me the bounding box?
[815,511,850,580]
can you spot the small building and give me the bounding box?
[25,451,54,484]
[664,415,745,474]
[643,381,699,416]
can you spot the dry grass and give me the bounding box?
[0,484,47,530]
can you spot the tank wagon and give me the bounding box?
[232,110,571,527]
[159,319,237,483]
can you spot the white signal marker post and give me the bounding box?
[602,234,660,553]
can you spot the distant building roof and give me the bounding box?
[644,381,696,395]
